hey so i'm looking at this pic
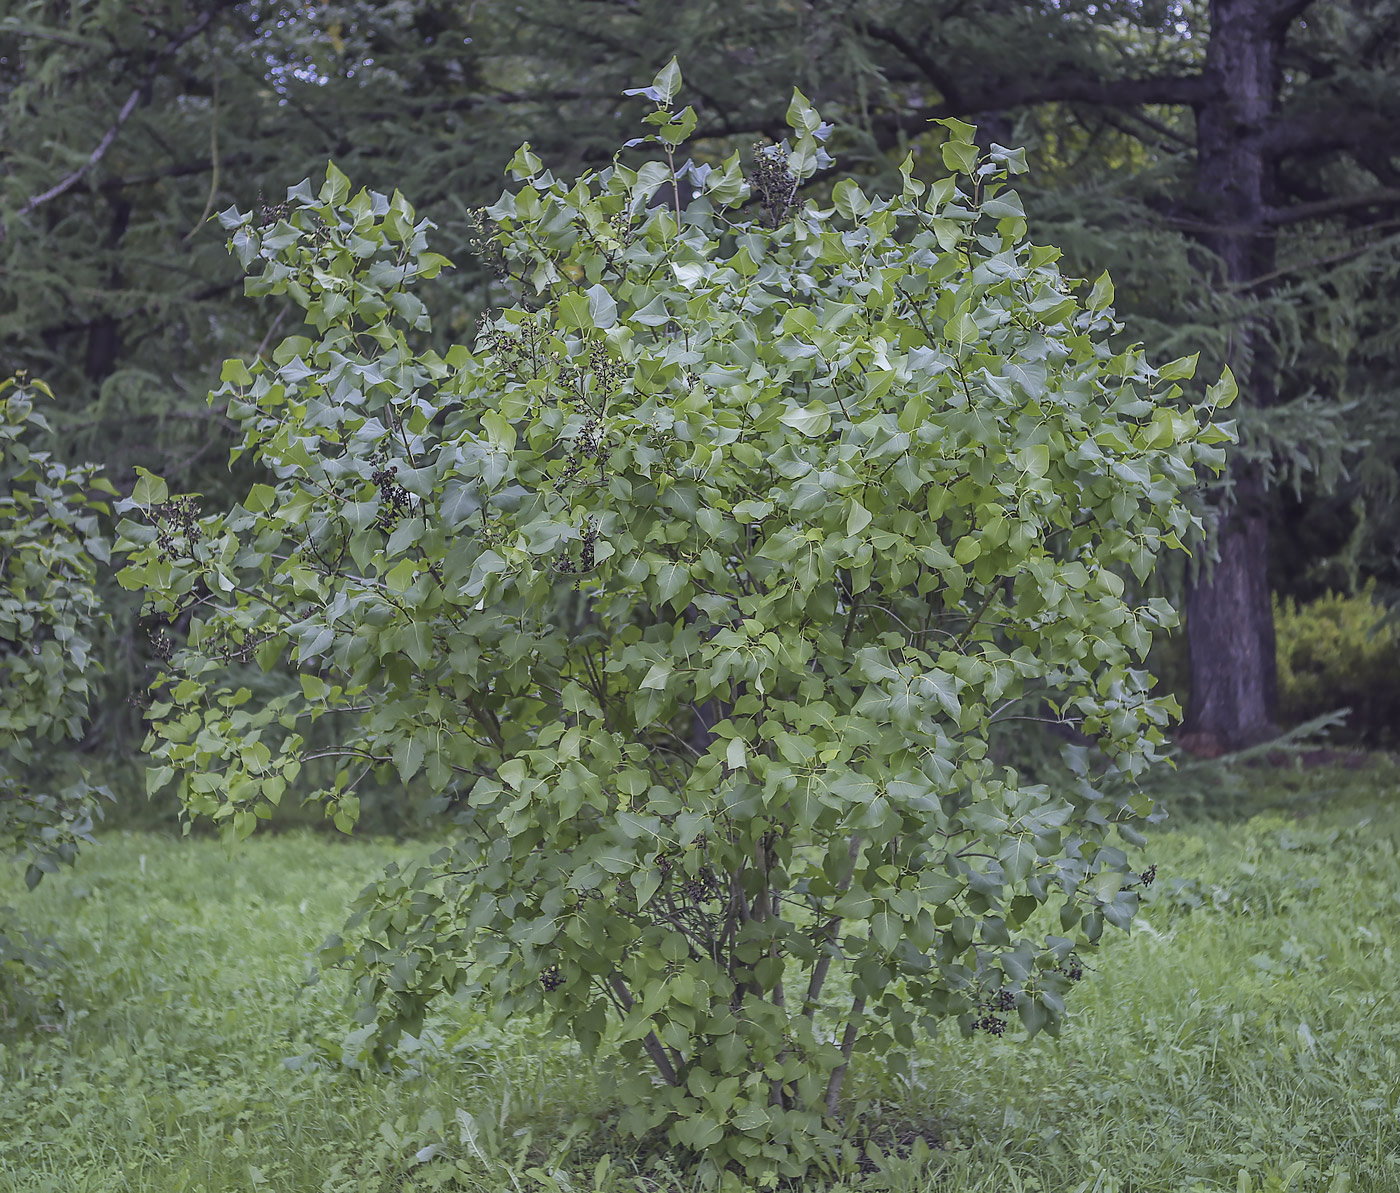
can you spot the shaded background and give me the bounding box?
[3,0,1398,827]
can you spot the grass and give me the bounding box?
[0,763,1397,1192]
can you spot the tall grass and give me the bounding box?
[1,763,1396,1192]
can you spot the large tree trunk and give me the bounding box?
[1181,472,1277,753]
[1180,0,1286,753]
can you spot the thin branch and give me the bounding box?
[804,836,861,1017]
[253,302,293,363]
[607,975,681,1086]
[861,22,964,106]
[954,585,1000,650]
[1,22,105,49]
[824,995,866,1116]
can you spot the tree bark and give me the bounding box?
[1181,472,1277,753]
[1180,0,1287,752]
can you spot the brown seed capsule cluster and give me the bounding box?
[482,317,543,374]
[539,964,564,992]
[554,518,600,584]
[652,855,723,905]
[973,987,1017,1036]
[585,339,625,396]
[465,208,509,281]
[149,628,174,663]
[1139,863,1157,887]
[749,143,799,227]
[681,868,722,905]
[1057,958,1085,983]
[153,496,203,564]
[257,191,292,228]
[369,459,412,531]
[555,417,611,490]
[203,624,259,665]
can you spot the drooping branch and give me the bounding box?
[9,87,144,226]
[861,66,1216,154]
[861,22,965,107]
[951,70,1217,115]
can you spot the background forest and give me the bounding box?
[2,2,1400,1191]
[4,0,1400,786]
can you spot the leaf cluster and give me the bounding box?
[0,375,114,895]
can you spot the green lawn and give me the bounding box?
[1,766,1397,1192]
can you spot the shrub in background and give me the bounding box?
[1275,584,1399,745]
[117,64,1233,1184]
[0,374,113,994]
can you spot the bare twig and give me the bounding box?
[183,59,221,242]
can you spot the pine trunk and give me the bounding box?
[1181,0,1285,753]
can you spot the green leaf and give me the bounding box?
[785,87,820,135]
[130,468,169,507]
[585,284,617,329]
[652,58,682,104]
[640,659,672,690]
[726,737,747,771]
[1157,352,1199,381]
[832,178,870,220]
[982,190,1026,219]
[921,670,962,720]
[244,483,278,513]
[557,292,591,331]
[1019,444,1050,477]
[1088,271,1115,312]
[393,735,426,783]
[999,837,1036,884]
[221,358,254,385]
[1207,366,1238,408]
[934,116,978,142]
[941,139,979,175]
[385,558,418,592]
[944,312,979,353]
[780,402,831,436]
[320,161,351,206]
[507,142,543,179]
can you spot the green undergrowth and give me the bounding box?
[1,763,1397,1192]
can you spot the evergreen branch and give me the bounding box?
[1228,227,1400,292]
[1266,0,1322,29]
[3,2,239,242]
[1262,108,1396,159]
[1262,189,1400,226]
[861,22,964,106]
